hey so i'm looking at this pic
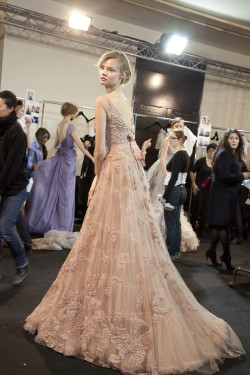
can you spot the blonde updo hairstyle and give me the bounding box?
[98,51,131,84]
[61,102,78,117]
[171,117,184,129]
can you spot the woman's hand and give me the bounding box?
[242,171,250,179]
[25,116,32,128]
[192,183,199,195]
[142,138,152,152]
[32,164,40,170]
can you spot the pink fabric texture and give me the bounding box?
[24,96,245,374]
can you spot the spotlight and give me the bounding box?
[69,12,91,31]
[158,33,188,55]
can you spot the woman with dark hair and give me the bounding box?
[27,127,50,176]
[206,129,250,269]
[190,143,217,237]
[0,90,30,285]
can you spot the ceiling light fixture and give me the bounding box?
[165,34,188,55]
[69,12,91,31]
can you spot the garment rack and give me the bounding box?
[40,100,95,126]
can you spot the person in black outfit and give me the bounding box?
[206,129,250,270]
[75,135,95,219]
[190,143,217,237]
[0,90,30,285]
[161,130,190,260]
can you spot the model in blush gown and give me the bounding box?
[24,51,245,375]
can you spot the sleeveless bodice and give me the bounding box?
[104,97,132,151]
[58,123,75,150]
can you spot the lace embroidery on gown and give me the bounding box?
[24,96,245,375]
[147,127,199,252]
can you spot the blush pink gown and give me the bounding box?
[24,96,245,375]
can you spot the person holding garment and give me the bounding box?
[148,118,198,252]
[25,102,94,234]
[206,129,250,269]
[25,51,245,375]
[27,127,50,177]
[160,130,190,260]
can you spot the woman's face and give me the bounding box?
[172,121,184,131]
[168,131,180,149]
[207,147,215,159]
[0,98,13,118]
[228,132,239,150]
[16,108,24,119]
[99,58,122,88]
[84,140,91,149]
[70,112,77,121]
[40,133,49,145]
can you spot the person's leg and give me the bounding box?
[219,226,234,270]
[198,194,208,236]
[0,190,29,267]
[164,186,183,259]
[206,225,221,266]
[164,209,177,259]
[0,197,5,279]
[16,210,32,250]
[190,192,202,231]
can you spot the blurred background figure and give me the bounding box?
[27,127,50,177]
[75,134,95,220]
[0,90,30,286]
[26,102,94,234]
[190,143,217,237]
[206,129,250,270]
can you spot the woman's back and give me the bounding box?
[57,122,75,149]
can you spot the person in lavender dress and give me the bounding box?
[25,102,94,234]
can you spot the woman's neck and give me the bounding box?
[105,85,123,96]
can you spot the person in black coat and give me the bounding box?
[0,90,30,285]
[190,143,217,237]
[206,129,250,270]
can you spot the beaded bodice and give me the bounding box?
[104,96,133,151]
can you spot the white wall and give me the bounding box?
[2,0,250,168]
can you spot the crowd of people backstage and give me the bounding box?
[0,90,95,286]
[1,87,250,288]
[189,130,250,270]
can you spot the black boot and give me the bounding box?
[13,262,29,286]
[220,255,235,270]
[205,249,221,267]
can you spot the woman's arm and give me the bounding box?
[25,117,31,149]
[141,138,151,160]
[54,133,59,148]
[160,137,169,177]
[190,171,198,195]
[70,129,94,162]
[216,151,244,184]
[94,97,107,179]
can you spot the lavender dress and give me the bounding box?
[26,123,76,234]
